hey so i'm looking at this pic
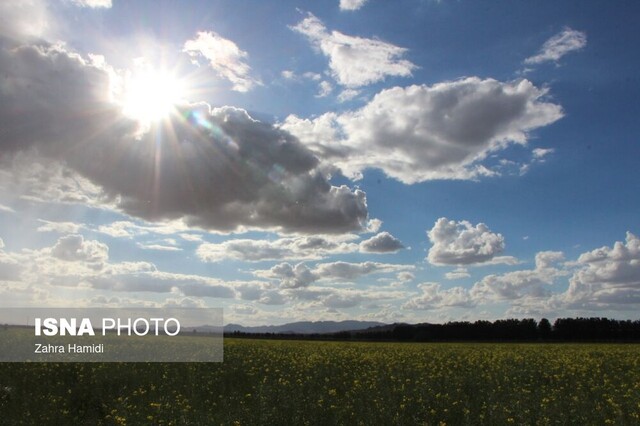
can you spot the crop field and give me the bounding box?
[1,339,639,425]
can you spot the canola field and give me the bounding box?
[1,339,639,425]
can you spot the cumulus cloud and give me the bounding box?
[0,232,250,308]
[183,31,260,92]
[259,263,317,289]
[314,261,410,280]
[396,272,415,282]
[0,43,369,234]
[427,218,506,266]
[51,234,109,264]
[564,232,640,308]
[359,231,404,253]
[525,28,587,65]
[403,283,476,310]
[255,260,413,288]
[283,78,564,183]
[470,251,566,301]
[340,0,369,11]
[291,12,416,87]
[3,233,238,300]
[197,235,359,262]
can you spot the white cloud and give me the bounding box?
[281,70,296,80]
[427,218,506,266]
[50,234,109,264]
[470,251,566,301]
[283,78,564,183]
[258,263,317,289]
[303,72,323,81]
[0,233,242,304]
[197,235,359,262]
[532,148,554,159]
[396,272,415,282]
[179,233,203,242]
[403,283,476,310]
[316,80,334,97]
[183,31,260,92]
[291,13,416,87]
[314,261,411,281]
[98,221,137,238]
[360,231,404,253]
[233,304,258,315]
[37,219,84,234]
[136,243,183,252]
[340,0,369,11]
[564,232,640,308]
[338,89,360,103]
[70,0,112,8]
[445,267,470,280]
[255,260,413,288]
[281,70,322,82]
[161,297,207,309]
[291,285,407,310]
[525,28,587,65]
[0,204,15,213]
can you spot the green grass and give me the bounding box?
[1,339,639,425]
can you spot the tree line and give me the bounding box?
[225,317,640,342]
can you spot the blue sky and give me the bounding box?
[0,0,639,325]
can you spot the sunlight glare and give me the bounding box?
[122,69,184,123]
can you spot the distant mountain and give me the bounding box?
[224,320,385,334]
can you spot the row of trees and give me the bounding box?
[226,318,640,342]
[361,318,640,342]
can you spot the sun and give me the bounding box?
[122,69,184,123]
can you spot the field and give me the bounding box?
[1,339,639,425]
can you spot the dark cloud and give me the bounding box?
[0,43,368,234]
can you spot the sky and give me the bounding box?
[0,0,639,326]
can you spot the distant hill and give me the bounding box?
[224,320,385,334]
